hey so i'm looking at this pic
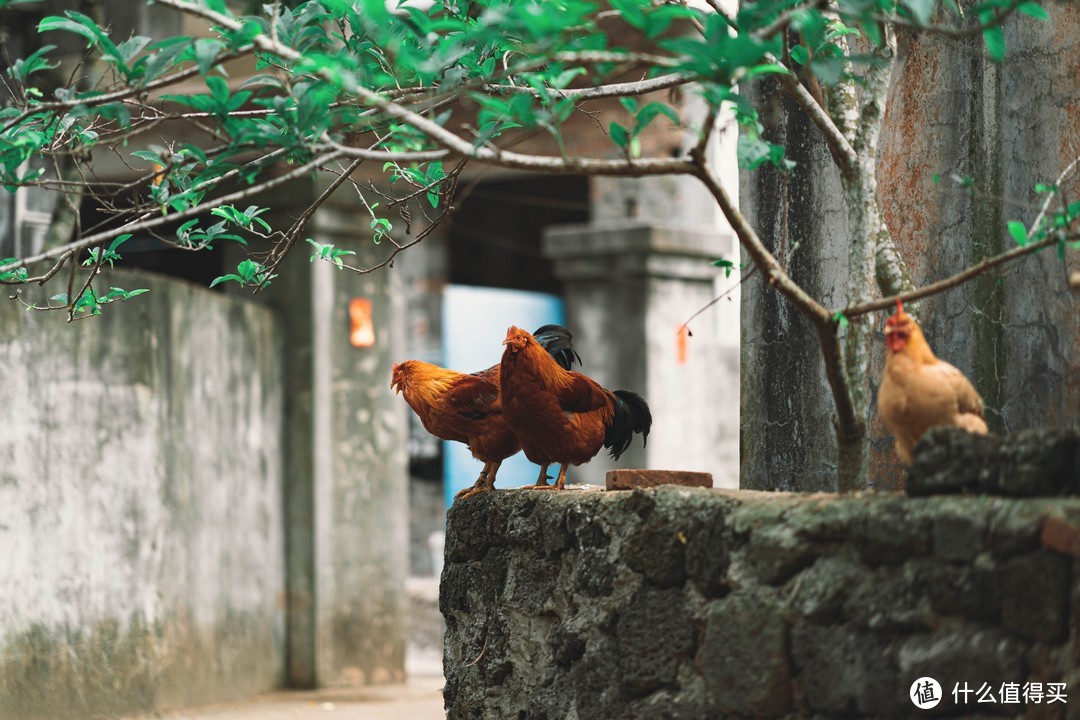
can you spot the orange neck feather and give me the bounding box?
[515,337,572,387]
[898,325,937,364]
[398,362,462,406]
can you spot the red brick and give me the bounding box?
[1040,512,1080,558]
[606,469,713,491]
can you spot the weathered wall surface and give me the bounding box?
[743,7,1080,491]
[740,79,848,492]
[878,4,1080,441]
[443,484,1080,719]
[0,270,285,719]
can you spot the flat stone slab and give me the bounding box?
[606,469,713,490]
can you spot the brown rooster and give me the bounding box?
[391,325,580,499]
[499,325,651,490]
[878,299,988,465]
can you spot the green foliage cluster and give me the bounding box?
[0,0,1061,324]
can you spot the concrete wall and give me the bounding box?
[0,269,285,719]
[443,480,1080,718]
[742,8,1080,490]
[877,4,1080,446]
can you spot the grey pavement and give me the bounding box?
[142,674,444,720]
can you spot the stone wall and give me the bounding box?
[0,270,286,719]
[443,484,1080,718]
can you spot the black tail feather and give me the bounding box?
[604,390,652,460]
[532,324,582,371]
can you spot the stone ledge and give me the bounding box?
[908,426,1079,496]
[442,487,1080,719]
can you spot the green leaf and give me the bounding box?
[712,258,735,278]
[609,121,629,148]
[210,274,243,288]
[141,37,191,84]
[982,24,1006,61]
[1007,220,1028,246]
[901,0,935,26]
[633,102,679,135]
[832,311,849,329]
[193,38,226,76]
[789,44,810,65]
[0,258,28,283]
[1017,2,1049,20]
[8,45,58,83]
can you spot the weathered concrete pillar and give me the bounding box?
[543,220,737,487]
[253,181,408,687]
[739,84,847,491]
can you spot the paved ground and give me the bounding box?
[153,675,444,720]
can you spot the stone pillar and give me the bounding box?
[543,220,737,487]
[251,180,408,688]
[308,200,409,686]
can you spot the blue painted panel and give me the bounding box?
[441,285,564,509]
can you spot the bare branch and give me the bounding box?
[843,156,1080,319]
[692,151,831,324]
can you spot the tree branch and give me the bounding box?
[0,150,345,276]
[843,156,1080,319]
[692,151,831,324]
[842,231,1076,319]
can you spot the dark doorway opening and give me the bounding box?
[447,175,589,292]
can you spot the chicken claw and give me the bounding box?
[526,464,553,489]
[527,463,569,491]
[455,462,499,500]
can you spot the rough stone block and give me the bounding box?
[684,517,730,597]
[790,623,897,716]
[850,498,931,565]
[625,515,689,588]
[785,555,864,624]
[1042,511,1080,558]
[616,588,696,699]
[998,552,1070,643]
[606,469,713,490]
[908,427,1080,497]
[933,511,988,563]
[701,589,793,717]
[907,427,1000,495]
[989,500,1050,556]
[914,559,1000,621]
[442,488,1080,720]
[897,629,1028,715]
[991,429,1079,497]
[843,565,934,631]
[735,523,820,585]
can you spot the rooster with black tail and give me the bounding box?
[392,324,582,500]
[500,325,652,490]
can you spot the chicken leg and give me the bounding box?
[528,463,569,491]
[527,464,552,489]
[456,461,501,500]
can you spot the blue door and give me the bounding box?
[441,284,565,508]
